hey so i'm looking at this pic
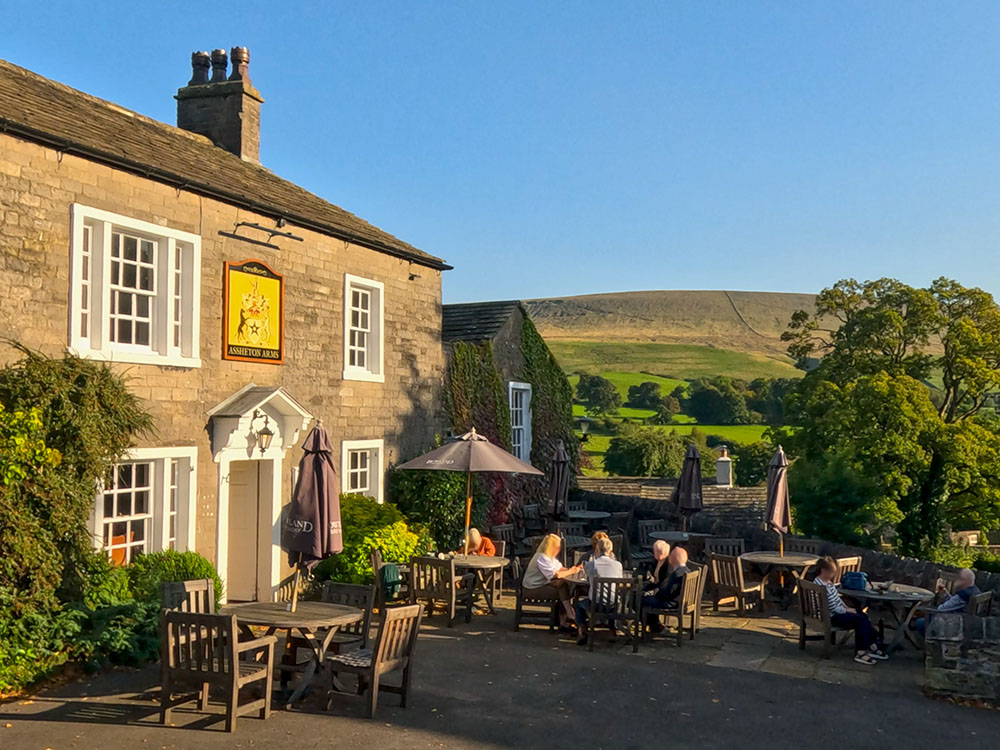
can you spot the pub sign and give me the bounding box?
[222,259,284,364]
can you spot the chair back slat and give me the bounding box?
[161,611,238,683]
[161,579,216,614]
[706,538,745,558]
[556,522,586,537]
[607,510,633,536]
[936,570,962,595]
[786,538,821,555]
[493,540,506,559]
[797,579,830,627]
[638,520,668,547]
[374,603,422,672]
[710,554,744,589]
[591,576,640,616]
[322,582,376,645]
[490,524,516,546]
[967,590,993,616]
[680,568,702,615]
[522,504,541,520]
[410,557,457,600]
[567,500,587,512]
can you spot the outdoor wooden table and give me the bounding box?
[838,583,934,652]
[739,551,819,611]
[567,509,611,523]
[220,601,363,708]
[451,554,510,615]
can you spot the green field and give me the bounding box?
[552,341,801,381]
[578,424,771,476]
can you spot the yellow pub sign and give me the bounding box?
[222,259,284,364]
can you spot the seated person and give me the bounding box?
[643,547,689,632]
[522,533,583,630]
[574,537,624,645]
[462,528,496,556]
[643,540,671,594]
[814,557,888,665]
[576,531,610,565]
[913,568,980,635]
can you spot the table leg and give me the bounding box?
[282,625,341,708]
[477,570,497,615]
[885,601,923,652]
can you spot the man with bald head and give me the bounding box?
[643,547,690,633]
[913,568,980,635]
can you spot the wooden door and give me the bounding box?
[227,460,260,601]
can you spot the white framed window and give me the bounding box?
[69,204,202,368]
[91,447,197,564]
[342,274,384,382]
[341,439,384,502]
[509,382,533,462]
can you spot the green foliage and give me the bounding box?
[604,425,714,478]
[626,381,663,409]
[972,549,1000,574]
[127,550,224,607]
[387,466,487,550]
[446,342,511,449]
[682,377,752,425]
[576,373,622,416]
[924,544,975,569]
[314,494,430,585]
[732,441,774,487]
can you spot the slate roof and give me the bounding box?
[442,300,523,343]
[0,58,449,270]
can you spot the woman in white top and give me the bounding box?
[522,533,582,628]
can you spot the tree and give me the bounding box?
[684,377,752,425]
[732,441,774,487]
[604,425,686,477]
[653,395,681,424]
[783,278,1000,554]
[576,374,621,416]
[626,381,662,409]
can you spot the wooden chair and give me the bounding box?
[556,522,586,538]
[322,582,375,652]
[514,570,560,632]
[833,556,862,585]
[709,554,763,615]
[159,611,276,733]
[705,538,745,558]
[786,538,821,555]
[688,560,710,632]
[797,579,850,658]
[522,503,544,534]
[638,519,668,548]
[409,557,475,626]
[326,603,423,719]
[644,568,702,647]
[608,533,624,563]
[966,590,993,616]
[936,570,962,595]
[567,500,587,512]
[491,523,521,581]
[607,510,633,537]
[161,579,216,613]
[370,548,410,610]
[483,540,506,603]
[585,576,641,653]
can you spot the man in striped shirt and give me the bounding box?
[815,557,888,665]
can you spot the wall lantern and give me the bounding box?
[251,409,275,454]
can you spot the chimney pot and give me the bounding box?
[189,51,210,85]
[210,49,228,82]
[229,46,251,84]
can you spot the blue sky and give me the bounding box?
[4,2,1000,302]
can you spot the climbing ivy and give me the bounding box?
[445,342,511,449]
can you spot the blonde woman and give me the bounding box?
[522,533,582,628]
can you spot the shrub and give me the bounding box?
[732,441,774,487]
[387,468,487,549]
[74,600,161,670]
[314,494,430,584]
[973,549,1000,574]
[127,550,224,606]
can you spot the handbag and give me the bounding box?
[840,571,869,591]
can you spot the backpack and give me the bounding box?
[840,571,869,591]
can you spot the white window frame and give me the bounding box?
[69,204,202,368]
[341,439,384,502]
[342,273,384,383]
[90,446,198,561]
[508,382,533,462]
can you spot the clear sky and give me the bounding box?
[3,2,1000,302]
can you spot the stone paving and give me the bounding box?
[0,599,989,750]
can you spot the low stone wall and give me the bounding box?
[925,614,1000,702]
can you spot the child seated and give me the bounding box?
[814,557,888,665]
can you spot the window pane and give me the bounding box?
[123,235,137,261]
[139,267,153,291]
[135,322,150,346]
[140,240,154,264]
[117,319,132,344]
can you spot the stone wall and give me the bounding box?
[925,614,1000,702]
[0,131,446,567]
[572,481,1000,595]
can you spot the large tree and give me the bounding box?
[783,278,1000,555]
[576,374,621,417]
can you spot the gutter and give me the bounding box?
[0,118,453,272]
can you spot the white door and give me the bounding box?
[227,461,260,601]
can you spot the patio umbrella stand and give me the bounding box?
[671,443,703,532]
[765,446,791,555]
[397,428,544,552]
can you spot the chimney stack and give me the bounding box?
[176,46,264,163]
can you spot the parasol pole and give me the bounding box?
[463,471,473,554]
[288,553,302,612]
[681,515,689,532]
[778,531,784,557]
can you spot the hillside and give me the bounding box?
[524,290,815,355]
[524,290,814,381]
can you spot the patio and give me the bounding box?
[1,601,993,750]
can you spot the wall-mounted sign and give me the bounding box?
[223,259,284,364]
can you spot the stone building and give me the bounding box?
[0,49,450,601]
